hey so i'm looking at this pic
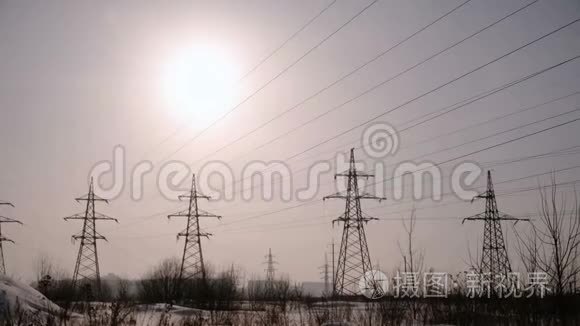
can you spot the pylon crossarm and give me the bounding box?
[94,212,118,222]
[356,193,386,201]
[470,191,489,203]
[178,193,210,201]
[332,216,348,225]
[177,228,212,237]
[75,193,108,203]
[64,213,85,220]
[335,172,375,178]
[197,213,221,218]
[168,210,189,218]
[72,234,106,241]
[197,208,221,218]
[333,168,351,178]
[95,230,109,241]
[498,213,530,225]
[361,212,379,223]
[0,237,14,244]
[323,193,347,200]
[0,202,14,207]
[0,216,23,225]
[462,213,486,224]
[197,232,212,238]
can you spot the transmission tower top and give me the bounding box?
[168,174,221,283]
[64,177,118,297]
[323,148,385,297]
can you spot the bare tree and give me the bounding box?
[32,255,75,302]
[513,220,540,275]
[398,209,424,280]
[110,279,136,326]
[34,254,54,294]
[398,208,425,320]
[515,174,580,295]
[139,257,181,303]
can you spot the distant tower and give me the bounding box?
[168,174,221,283]
[0,201,22,275]
[463,171,528,284]
[64,178,118,296]
[319,253,330,295]
[324,148,385,296]
[264,248,277,281]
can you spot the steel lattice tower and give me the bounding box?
[64,178,118,296]
[0,201,22,275]
[324,148,385,296]
[264,248,277,281]
[463,171,528,280]
[319,253,330,295]
[168,174,221,283]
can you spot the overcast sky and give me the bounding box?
[1,0,579,283]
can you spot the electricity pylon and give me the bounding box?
[319,253,330,295]
[64,178,118,297]
[0,201,22,275]
[463,171,528,285]
[264,248,277,281]
[168,174,221,283]
[324,148,385,296]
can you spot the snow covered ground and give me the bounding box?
[0,276,402,325]
[0,275,66,323]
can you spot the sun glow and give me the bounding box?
[162,45,240,128]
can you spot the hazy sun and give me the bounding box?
[162,45,240,128]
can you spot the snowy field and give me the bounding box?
[0,276,365,325]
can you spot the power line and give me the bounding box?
[384,107,580,168]
[185,0,474,165]
[143,3,570,218]
[218,165,580,234]
[281,18,580,164]
[213,115,580,230]
[158,0,381,164]
[159,93,578,236]
[239,0,338,81]
[225,57,580,208]
[397,91,580,148]
[367,116,580,189]
[210,17,580,202]
[111,163,580,238]
[296,88,580,166]
[141,0,338,159]
[227,0,540,164]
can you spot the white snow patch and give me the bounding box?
[0,275,62,316]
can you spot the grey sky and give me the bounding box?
[1,0,579,283]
